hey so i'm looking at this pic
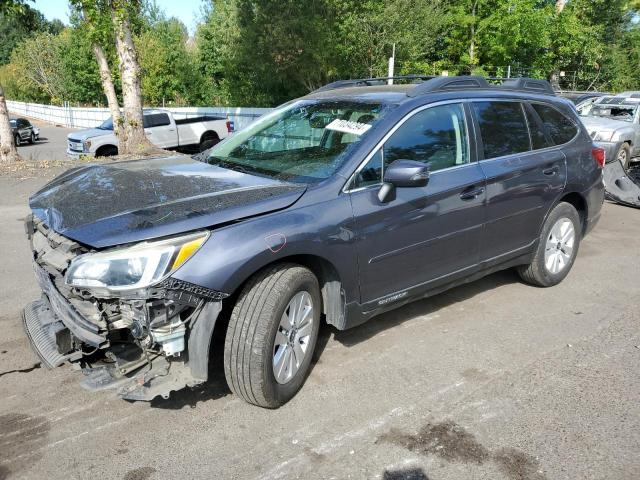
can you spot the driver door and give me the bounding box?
[348,103,486,307]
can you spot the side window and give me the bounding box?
[153,113,171,127]
[143,115,153,128]
[383,103,469,172]
[473,101,530,159]
[524,105,550,150]
[531,104,578,145]
[353,149,383,189]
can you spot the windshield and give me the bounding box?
[585,104,638,122]
[98,117,114,130]
[206,100,391,183]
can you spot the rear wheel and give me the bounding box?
[199,133,220,152]
[224,264,321,408]
[518,202,581,287]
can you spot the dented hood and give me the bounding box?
[29,156,306,248]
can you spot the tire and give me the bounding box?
[199,134,220,152]
[29,132,36,144]
[224,264,321,408]
[616,143,631,170]
[96,145,118,157]
[518,202,581,287]
[14,134,21,147]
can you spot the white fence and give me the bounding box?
[6,101,272,131]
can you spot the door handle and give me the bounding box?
[542,166,559,176]
[459,186,484,200]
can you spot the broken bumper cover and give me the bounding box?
[23,264,225,400]
[603,158,640,208]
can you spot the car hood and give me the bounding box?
[580,116,633,133]
[67,128,112,141]
[29,156,306,248]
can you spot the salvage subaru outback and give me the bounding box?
[23,76,604,408]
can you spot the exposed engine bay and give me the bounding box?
[23,216,225,401]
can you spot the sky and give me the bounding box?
[32,0,206,34]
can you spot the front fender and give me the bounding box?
[173,194,360,304]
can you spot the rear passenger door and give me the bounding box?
[349,102,487,305]
[471,100,567,263]
[144,113,177,148]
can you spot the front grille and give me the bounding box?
[29,217,107,329]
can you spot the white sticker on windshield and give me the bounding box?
[325,118,372,136]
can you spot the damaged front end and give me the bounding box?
[23,216,226,401]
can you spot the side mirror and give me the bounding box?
[378,159,430,203]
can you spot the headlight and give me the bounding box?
[83,140,92,152]
[591,131,614,142]
[65,231,208,292]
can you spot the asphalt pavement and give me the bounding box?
[0,171,638,480]
[12,120,76,162]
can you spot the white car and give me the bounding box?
[67,109,234,158]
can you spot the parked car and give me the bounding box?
[577,93,640,169]
[24,76,604,408]
[10,117,39,146]
[66,109,235,157]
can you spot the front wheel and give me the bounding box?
[616,143,631,170]
[14,134,21,147]
[224,264,321,408]
[518,202,581,287]
[29,132,36,144]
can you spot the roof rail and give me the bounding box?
[407,76,490,97]
[312,75,435,93]
[490,77,555,95]
[313,75,556,97]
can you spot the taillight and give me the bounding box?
[592,146,605,168]
[226,120,235,133]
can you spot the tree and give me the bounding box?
[0,0,30,163]
[110,0,153,154]
[70,1,123,138]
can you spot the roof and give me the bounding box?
[304,76,558,105]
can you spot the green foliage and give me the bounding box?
[137,18,211,105]
[0,3,63,65]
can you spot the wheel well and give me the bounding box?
[95,144,118,157]
[227,255,345,329]
[200,130,220,143]
[559,192,587,234]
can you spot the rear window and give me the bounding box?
[143,113,171,128]
[473,101,530,159]
[531,104,578,145]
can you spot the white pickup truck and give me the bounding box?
[67,109,234,157]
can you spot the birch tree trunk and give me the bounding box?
[92,42,123,141]
[111,5,153,154]
[0,84,20,163]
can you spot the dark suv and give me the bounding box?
[23,76,604,407]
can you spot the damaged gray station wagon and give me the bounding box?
[23,76,604,408]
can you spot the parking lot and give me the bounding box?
[12,121,76,163]
[0,163,638,479]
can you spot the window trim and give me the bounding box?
[343,100,472,193]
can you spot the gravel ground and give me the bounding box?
[0,169,638,480]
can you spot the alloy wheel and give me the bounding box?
[544,217,575,274]
[272,291,314,384]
